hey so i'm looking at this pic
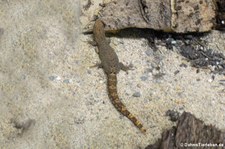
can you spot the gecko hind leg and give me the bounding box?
[90,63,103,69]
[119,62,133,74]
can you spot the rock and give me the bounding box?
[98,0,216,33]
[132,92,141,97]
[145,112,225,149]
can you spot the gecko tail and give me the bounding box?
[107,73,146,133]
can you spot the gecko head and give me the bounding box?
[93,19,106,42]
[95,19,105,28]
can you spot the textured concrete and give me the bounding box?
[0,0,224,149]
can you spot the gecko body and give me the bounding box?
[93,19,146,133]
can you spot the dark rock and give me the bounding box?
[174,70,180,75]
[166,110,180,122]
[179,44,225,74]
[145,112,225,149]
[132,92,141,97]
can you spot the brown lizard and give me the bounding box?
[93,19,146,133]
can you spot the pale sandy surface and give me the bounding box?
[0,0,225,149]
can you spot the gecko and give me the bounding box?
[93,19,146,133]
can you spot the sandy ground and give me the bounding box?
[0,0,224,148]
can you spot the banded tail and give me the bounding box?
[107,73,146,133]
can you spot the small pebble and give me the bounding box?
[132,92,141,97]
[208,78,213,83]
[145,49,153,56]
[171,40,177,45]
[152,69,159,76]
[87,70,92,74]
[174,70,180,75]
[211,75,215,80]
[166,37,174,44]
[145,68,153,73]
[151,63,158,68]
[49,76,55,81]
[55,76,61,81]
[99,80,104,84]
[49,75,61,81]
[179,63,187,68]
[196,69,200,73]
[13,119,35,133]
[140,76,148,81]
[166,110,180,122]
[63,79,72,84]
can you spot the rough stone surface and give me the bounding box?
[100,0,148,31]
[139,0,172,31]
[145,112,225,149]
[172,0,216,32]
[90,0,216,33]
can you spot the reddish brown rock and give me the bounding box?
[99,0,216,33]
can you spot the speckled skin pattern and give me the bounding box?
[93,19,146,133]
